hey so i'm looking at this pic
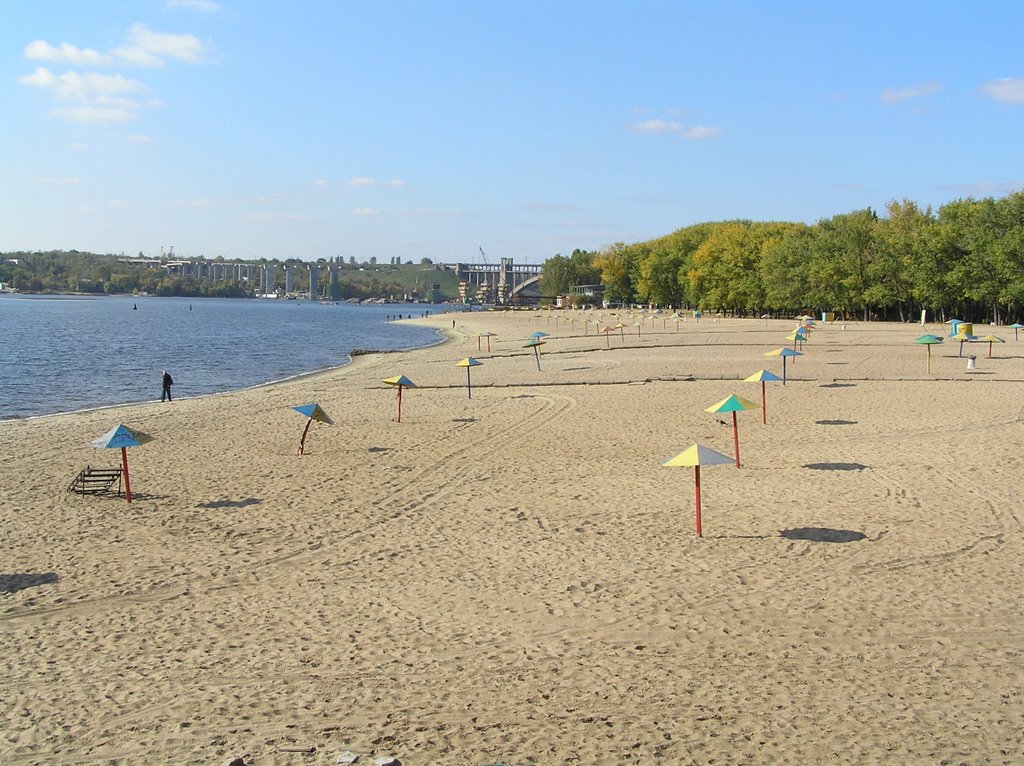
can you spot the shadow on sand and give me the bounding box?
[803,462,867,471]
[1,572,59,593]
[196,497,263,509]
[781,528,867,543]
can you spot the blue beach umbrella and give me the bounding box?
[292,403,333,455]
[1010,323,1023,341]
[524,338,546,370]
[90,424,154,504]
[914,334,944,374]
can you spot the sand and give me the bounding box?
[2,310,1022,765]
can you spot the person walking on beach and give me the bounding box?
[161,370,174,402]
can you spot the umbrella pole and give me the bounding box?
[466,368,472,399]
[121,446,132,504]
[694,466,702,538]
[298,417,312,455]
[396,385,403,422]
[782,357,788,385]
[487,337,491,353]
[477,336,481,351]
[926,345,931,374]
[534,346,541,371]
[989,342,993,358]
[761,381,767,425]
[732,412,740,468]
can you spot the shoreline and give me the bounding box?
[2,311,1023,765]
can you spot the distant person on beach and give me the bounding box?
[161,371,174,402]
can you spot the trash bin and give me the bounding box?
[967,355,977,370]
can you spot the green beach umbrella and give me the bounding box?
[914,334,944,373]
[523,338,545,370]
[455,357,483,398]
[292,403,334,455]
[764,346,803,385]
[705,394,760,468]
[744,369,783,424]
[1010,322,1024,341]
[90,423,154,504]
[663,443,734,538]
[382,374,416,422]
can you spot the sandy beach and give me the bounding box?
[2,310,1023,765]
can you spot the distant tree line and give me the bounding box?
[542,192,1024,323]
[0,251,452,300]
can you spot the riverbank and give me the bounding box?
[2,311,1022,764]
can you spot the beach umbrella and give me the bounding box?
[786,329,808,351]
[292,403,334,455]
[474,331,497,352]
[382,374,416,422]
[529,331,550,340]
[950,330,976,357]
[614,321,626,341]
[523,338,545,370]
[977,334,1005,358]
[456,357,483,398]
[1010,322,1024,341]
[705,394,760,468]
[743,369,783,424]
[914,334,944,373]
[90,423,153,504]
[662,443,734,538]
[597,324,614,348]
[764,347,803,385]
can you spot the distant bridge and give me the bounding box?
[440,258,543,304]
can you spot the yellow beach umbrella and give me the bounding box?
[977,334,1005,358]
[455,357,483,398]
[663,443,734,538]
[382,374,416,422]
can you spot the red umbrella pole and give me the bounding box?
[487,336,491,352]
[988,341,993,358]
[477,336,482,351]
[694,465,702,538]
[395,385,403,422]
[732,412,740,468]
[298,417,312,455]
[121,446,132,504]
[761,381,767,425]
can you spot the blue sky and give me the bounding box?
[3,1,1023,264]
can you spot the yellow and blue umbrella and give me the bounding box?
[764,346,803,385]
[292,403,333,455]
[90,424,154,504]
[382,374,416,422]
[663,443,734,538]
[950,330,976,357]
[744,369,783,424]
[456,357,483,398]
[705,395,759,468]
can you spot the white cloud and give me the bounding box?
[126,133,154,143]
[24,40,113,67]
[389,179,407,188]
[312,179,329,187]
[113,23,209,67]
[880,81,942,105]
[166,0,221,11]
[352,208,380,216]
[980,77,1024,104]
[349,177,376,186]
[631,118,723,140]
[68,142,89,151]
[19,24,212,125]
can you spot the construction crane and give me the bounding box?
[478,246,489,264]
